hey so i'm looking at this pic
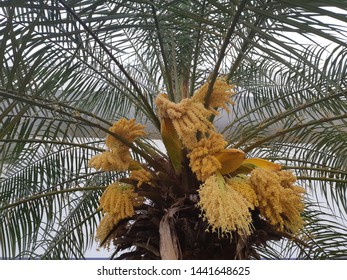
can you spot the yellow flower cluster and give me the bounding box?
[155,94,213,148]
[129,169,153,187]
[95,213,118,244]
[88,151,131,171]
[191,78,235,114]
[187,133,227,181]
[90,119,148,244]
[198,173,254,237]
[89,118,146,171]
[250,168,305,233]
[199,169,304,237]
[96,182,140,242]
[105,118,146,149]
[155,79,235,181]
[226,176,259,208]
[99,183,136,214]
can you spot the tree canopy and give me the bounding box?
[1,0,347,259]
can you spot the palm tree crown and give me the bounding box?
[1,0,347,259]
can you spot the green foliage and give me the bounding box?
[0,0,347,259]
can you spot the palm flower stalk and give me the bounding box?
[89,78,305,259]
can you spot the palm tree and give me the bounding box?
[1,0,347,260]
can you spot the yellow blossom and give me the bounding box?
[95,213,118,243]
[129,169,153,187]
[95,182,143,243]
[155,94,214,148]
[250,169,305,233]
[192,78,235,113]
[99,182,137,216]
[187,133,227,181]
[88,151,131,171]
[88,118,146,171]
[226,176,259,208]
[105,118,146,149]
[198,173,253,237]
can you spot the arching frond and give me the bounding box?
[1,0,347,259]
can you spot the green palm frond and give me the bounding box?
[0,138,115,258]
[1,0,347,259]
